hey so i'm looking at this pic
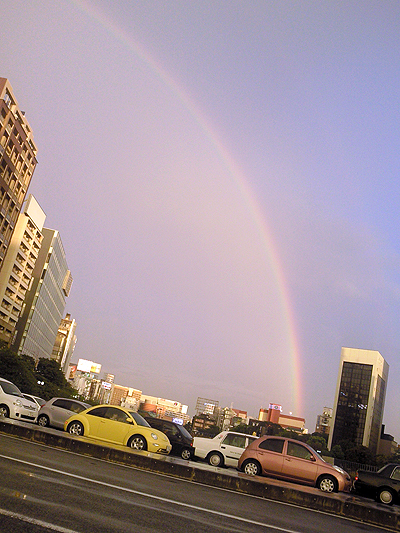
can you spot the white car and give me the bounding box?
[0,378,38,422]
[193,431,258,467]
[22,393,46,408]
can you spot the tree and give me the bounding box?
[345,445,376,465]
[36,358,66,387]
[331,445,345,459]
[0,345,40,395]
[305,435,328,454]
[0,343,79,400]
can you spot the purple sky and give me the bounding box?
[2,1,400,434]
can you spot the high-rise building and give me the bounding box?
[12,228,73,361]
[0,195,45,344]
[328,347,389,455]
[0,78,38,275]
[51,313,77,375]
[315,407,333,435]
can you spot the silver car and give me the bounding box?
[37,397,90,429]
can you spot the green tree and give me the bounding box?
[0,344,40,395]
[233,423,254,435]
[305,436,328,454]
[345,445,376,465]
[331,445,345,459]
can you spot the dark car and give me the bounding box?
[353,464,400,505]
[144,417,195,460]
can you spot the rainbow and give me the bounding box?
[71,0,302,416]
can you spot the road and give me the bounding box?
[0,434,388,533]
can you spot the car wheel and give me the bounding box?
[67,421,84,436]
[181,448,192,460]
[37,414,50,427]
[242,460,261,476]
[207,452,224,467]
[377,487,394,505]
[318,475,337,493]
[129,435,147,451]
[0,404,10,418]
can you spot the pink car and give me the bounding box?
[238,435,351,493]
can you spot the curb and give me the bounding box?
[1,420,399,531]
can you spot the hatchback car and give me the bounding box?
[37,397,90,429]
[65,405,172,454]
[194,431,258,467]
[238,436,352,493]
[144,417,195,459]
[0,377,38,422]
[353,464,400,505]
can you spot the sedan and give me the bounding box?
[238,435,352,493]
[353,464,400,505]
[65,405,171,454]
[193,431,258,467]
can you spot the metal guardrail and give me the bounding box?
[334,458,379,474]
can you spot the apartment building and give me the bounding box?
[0,78,37,275]
[0,195,45,343]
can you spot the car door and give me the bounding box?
[389,465,400,494]
[256,437,285,476]
[51,399,75,428]
[94,407,133,444]
[220,434,247,466]
[281,440,318,483]
[82,406,108,436]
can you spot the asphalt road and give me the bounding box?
[0,433,389,533]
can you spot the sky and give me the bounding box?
[1,0,400,434]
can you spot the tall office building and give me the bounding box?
[328,347,389,455]
[12,228,73,361]
[0,195,45,344]
[51,313,77,375]
[0,78,38,275]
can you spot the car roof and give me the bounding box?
[49,397,88,404]
[0,378,12,383]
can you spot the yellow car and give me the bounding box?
[64,404,171,454]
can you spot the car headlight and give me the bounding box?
[333,465,345,474]
[151,433,158,440]
[14,399,22,406]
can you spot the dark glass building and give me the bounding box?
[328,348,389,456]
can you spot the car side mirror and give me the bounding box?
[126,418,133,424]
[310,456,316,462]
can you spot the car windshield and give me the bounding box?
[178,425,193,439]
[129,411,151,427]
[0,380,24,397]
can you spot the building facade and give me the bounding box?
[51,313,77,375]
[0,78,38,278]
[12,228,73,361]
[315,407,333,435]
[0,195,45,344]
[328,347,389,455]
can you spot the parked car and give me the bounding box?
[0,377,38,422]
[64,405,171,454]
[22,393,46,408]
[144,416,195,459]
[353,464,400,505]
[37,397,90,429]
[238,435,352,493]
[193,431,258,467]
